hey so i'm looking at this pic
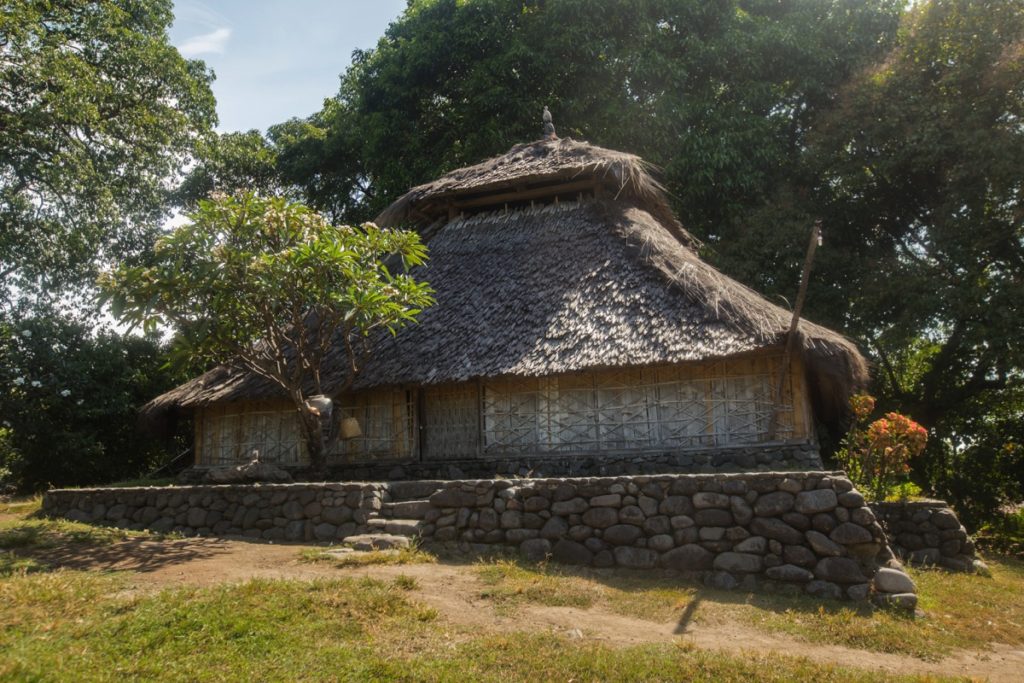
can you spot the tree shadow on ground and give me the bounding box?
[20,535,233,574]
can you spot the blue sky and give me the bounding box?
[169,1,408,133]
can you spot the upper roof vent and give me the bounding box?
[543,106,557,140]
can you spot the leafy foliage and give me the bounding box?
[99,193,433,470]
[808,0,1024,519]
[0,311,187,491]
[174,130,285,209]
[272,0,902,226]
[836,395,927,501]
[0,0,216,303]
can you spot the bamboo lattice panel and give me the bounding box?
[194,355,807,465]
[476,355,800,455]
[330,388,415,462]
[422,383,479,460]
[197,401,305,466]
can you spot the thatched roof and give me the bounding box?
[145,138,867,429]
[376,137,698,250]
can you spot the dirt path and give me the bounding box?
[18,535,1024,682]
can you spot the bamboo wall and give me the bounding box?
[193,352,812,467]
[194,400,306,466]
[421,352,810,459]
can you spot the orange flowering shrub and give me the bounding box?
[836,394,928,501]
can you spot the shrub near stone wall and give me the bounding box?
[871,500,982,572]
[419,472,917,609]
[42,483,387,543]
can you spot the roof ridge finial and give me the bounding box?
[543,105,557,140]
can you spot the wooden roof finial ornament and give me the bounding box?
[543,106,557,140]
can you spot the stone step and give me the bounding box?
[382,518,423,537]
[386,480,447,502]
[341,533,411,551]
[380,500,432,519]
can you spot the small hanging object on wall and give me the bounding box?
[339,416,362,440]
[543,106,558,140]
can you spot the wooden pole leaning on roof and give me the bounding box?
[766,219,822,441]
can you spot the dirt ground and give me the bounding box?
[13,532,1024,682]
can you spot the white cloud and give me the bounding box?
[178,27,232,57]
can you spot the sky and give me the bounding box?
[169,1,408,133]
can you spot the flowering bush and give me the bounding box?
[836,394,928,501]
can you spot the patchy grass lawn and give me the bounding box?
[0,496,42,516]
[0,515,157,551]
[471,556,1024,661]
[722,558,1024,660]
[0,504,1011,679]
[0,569,933,682]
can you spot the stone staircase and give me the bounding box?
[356,480,446,547]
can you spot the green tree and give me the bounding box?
[0,0,216,303]
[275,0,901,227]
[806,0,1024,517]
[99,193,433,473]
[174,130,284,209]
[0,310,187,490]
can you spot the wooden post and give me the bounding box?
[766,220,821,441]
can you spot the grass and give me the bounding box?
[0,569,938,682]
[0,515,156,552]
[737,557,1024,660]
[476,559,597,612]
[470,555,1024,661]
[0,496,41,516]
[473,559,702,622]
[392,574,419,590]
[0,502,1011,679]
[299,545,437,568]
[0,552,46,577]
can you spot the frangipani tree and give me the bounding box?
[100,192,433,473]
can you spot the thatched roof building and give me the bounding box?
[149,137,867,475]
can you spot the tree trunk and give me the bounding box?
[296,402,328,478]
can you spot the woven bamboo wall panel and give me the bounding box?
[421,383,479,460]
[330,388,415,462]
[194,354,809,465]
[195,400,305,466]
[195,389,417,466]
[473,354,804,456]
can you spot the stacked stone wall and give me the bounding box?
[871,500,979,572]
[418,471,914,606]
[42,483,388,543]
[44,470,916,608]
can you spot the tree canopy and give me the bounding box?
[3,0,1020,516]
[0,0,216,304]
[807,0,1024,517]
[100,193,433,471]
[0,309,186,489]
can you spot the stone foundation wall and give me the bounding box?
[44,469,917,609]
[42,483,390,543]
[417,471,914,607]
[870,500,979,572]
[308,443,823,482]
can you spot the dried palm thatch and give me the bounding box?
[145,138,867,431]
[376,137,698,249]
